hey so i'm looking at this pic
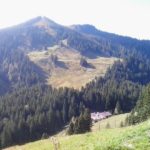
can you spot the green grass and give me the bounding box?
[92,113,129,131]
[7,120,150,150]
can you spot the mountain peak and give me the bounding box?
[22,16,59,28]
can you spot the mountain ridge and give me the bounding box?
[1,16,150,58]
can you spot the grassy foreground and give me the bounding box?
[6,119,150,150]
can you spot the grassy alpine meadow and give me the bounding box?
[5,119,150,150]
[92,113,129,131]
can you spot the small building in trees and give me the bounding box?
[91,111,112,122]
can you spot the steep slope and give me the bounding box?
[5,120,150,150]
[71,24,150,57]
[0,17,60,51]
[1,16,150,58]
[0,49,46,95]
[2,16,149,59]
[128,84,150,125]
[0,16,109,57]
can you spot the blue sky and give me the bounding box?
[0,0,150,39]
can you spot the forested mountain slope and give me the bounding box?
[0,17,150,148]
[0,49,45,95]
[128,84,150,124]
[0,16,150,94]
[71,24,150,57]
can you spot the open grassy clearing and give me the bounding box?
[28,45,119,89]
[92,113,129,131]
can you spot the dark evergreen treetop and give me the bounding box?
[127,84,150,125]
